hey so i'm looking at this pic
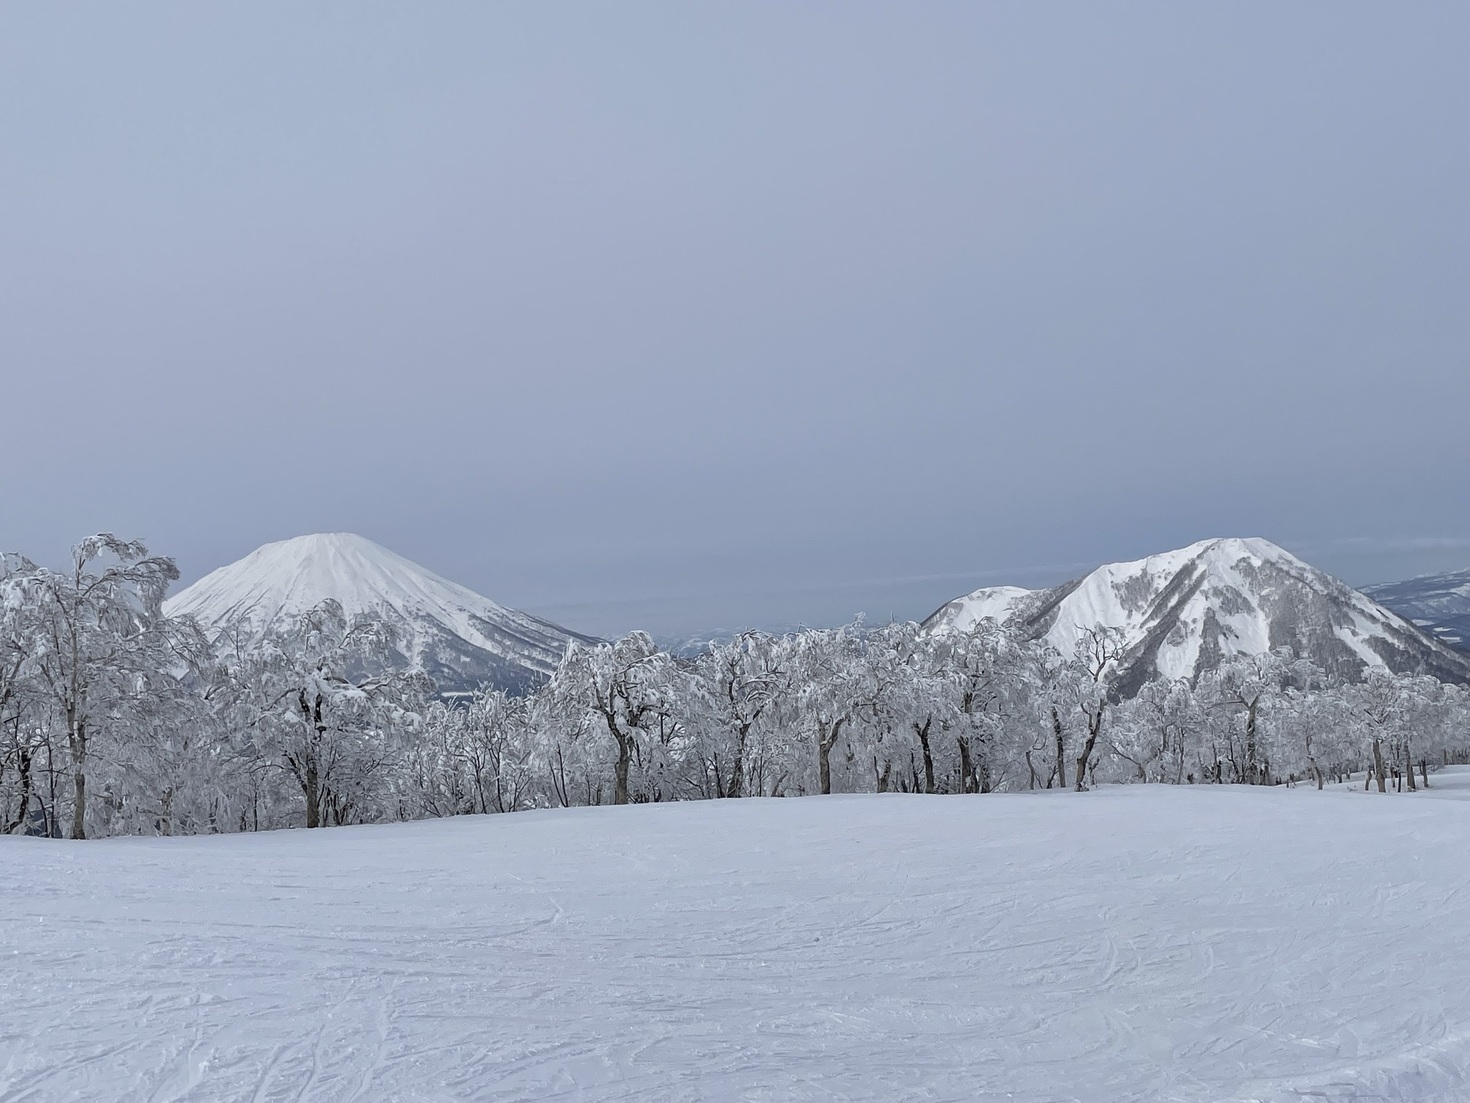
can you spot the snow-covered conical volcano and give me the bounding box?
[925,537,1470,696]
[165,533,597,693]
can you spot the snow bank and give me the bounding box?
[3,774,1468,1102]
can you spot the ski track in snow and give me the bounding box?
[3,772,1468,1103]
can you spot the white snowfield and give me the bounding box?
[4,775,1468,1103]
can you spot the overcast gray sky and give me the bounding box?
[2,3,1467,637]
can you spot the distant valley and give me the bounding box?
[1363,570,1470,653]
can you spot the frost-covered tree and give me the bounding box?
[547,632,679,805]
[934,619,1026,793]
[404,688,537,817]
[682,631,790,799]
[13,536,181,838]
[1273,661,1337,789]
[1346,670,1450,793]
[843,621,937,795]
[457,688,535,814]
[1060,626,1124,792]
[101,615,226,836]
[0,555,47,833]
[1344,666,1412,794]
[1423,682,1470,776]
[1109,679,1202,783]
[787,623,886,795]
[224,600,426,828]
[1197,649,1308,785]
[879,622,954,794]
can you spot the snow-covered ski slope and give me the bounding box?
[4,776,1468,1102]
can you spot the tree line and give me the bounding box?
[3,536,1466,839]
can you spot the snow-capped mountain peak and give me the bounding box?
[166,533,596,693]
[925,536,1470,694]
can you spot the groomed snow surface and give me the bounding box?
[5,775,1468,1103]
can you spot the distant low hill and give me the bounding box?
[1362,569,1470,654]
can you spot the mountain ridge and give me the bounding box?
[925,537,1470,694]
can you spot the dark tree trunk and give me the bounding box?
[1051,707,1066,791]
[1244,697,1260,784]
[816,718,844,796]
[726,722,749,799]
[915,719,935,794]
[1074,711,1103,793]
[70,769,87,840]
[6,746,33,834]
[301,692,328,827]
[614,734,632,805]
[874,756,892,793]
[303,757,321,828]
[957,736,976,794]
[67,712,88,840]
